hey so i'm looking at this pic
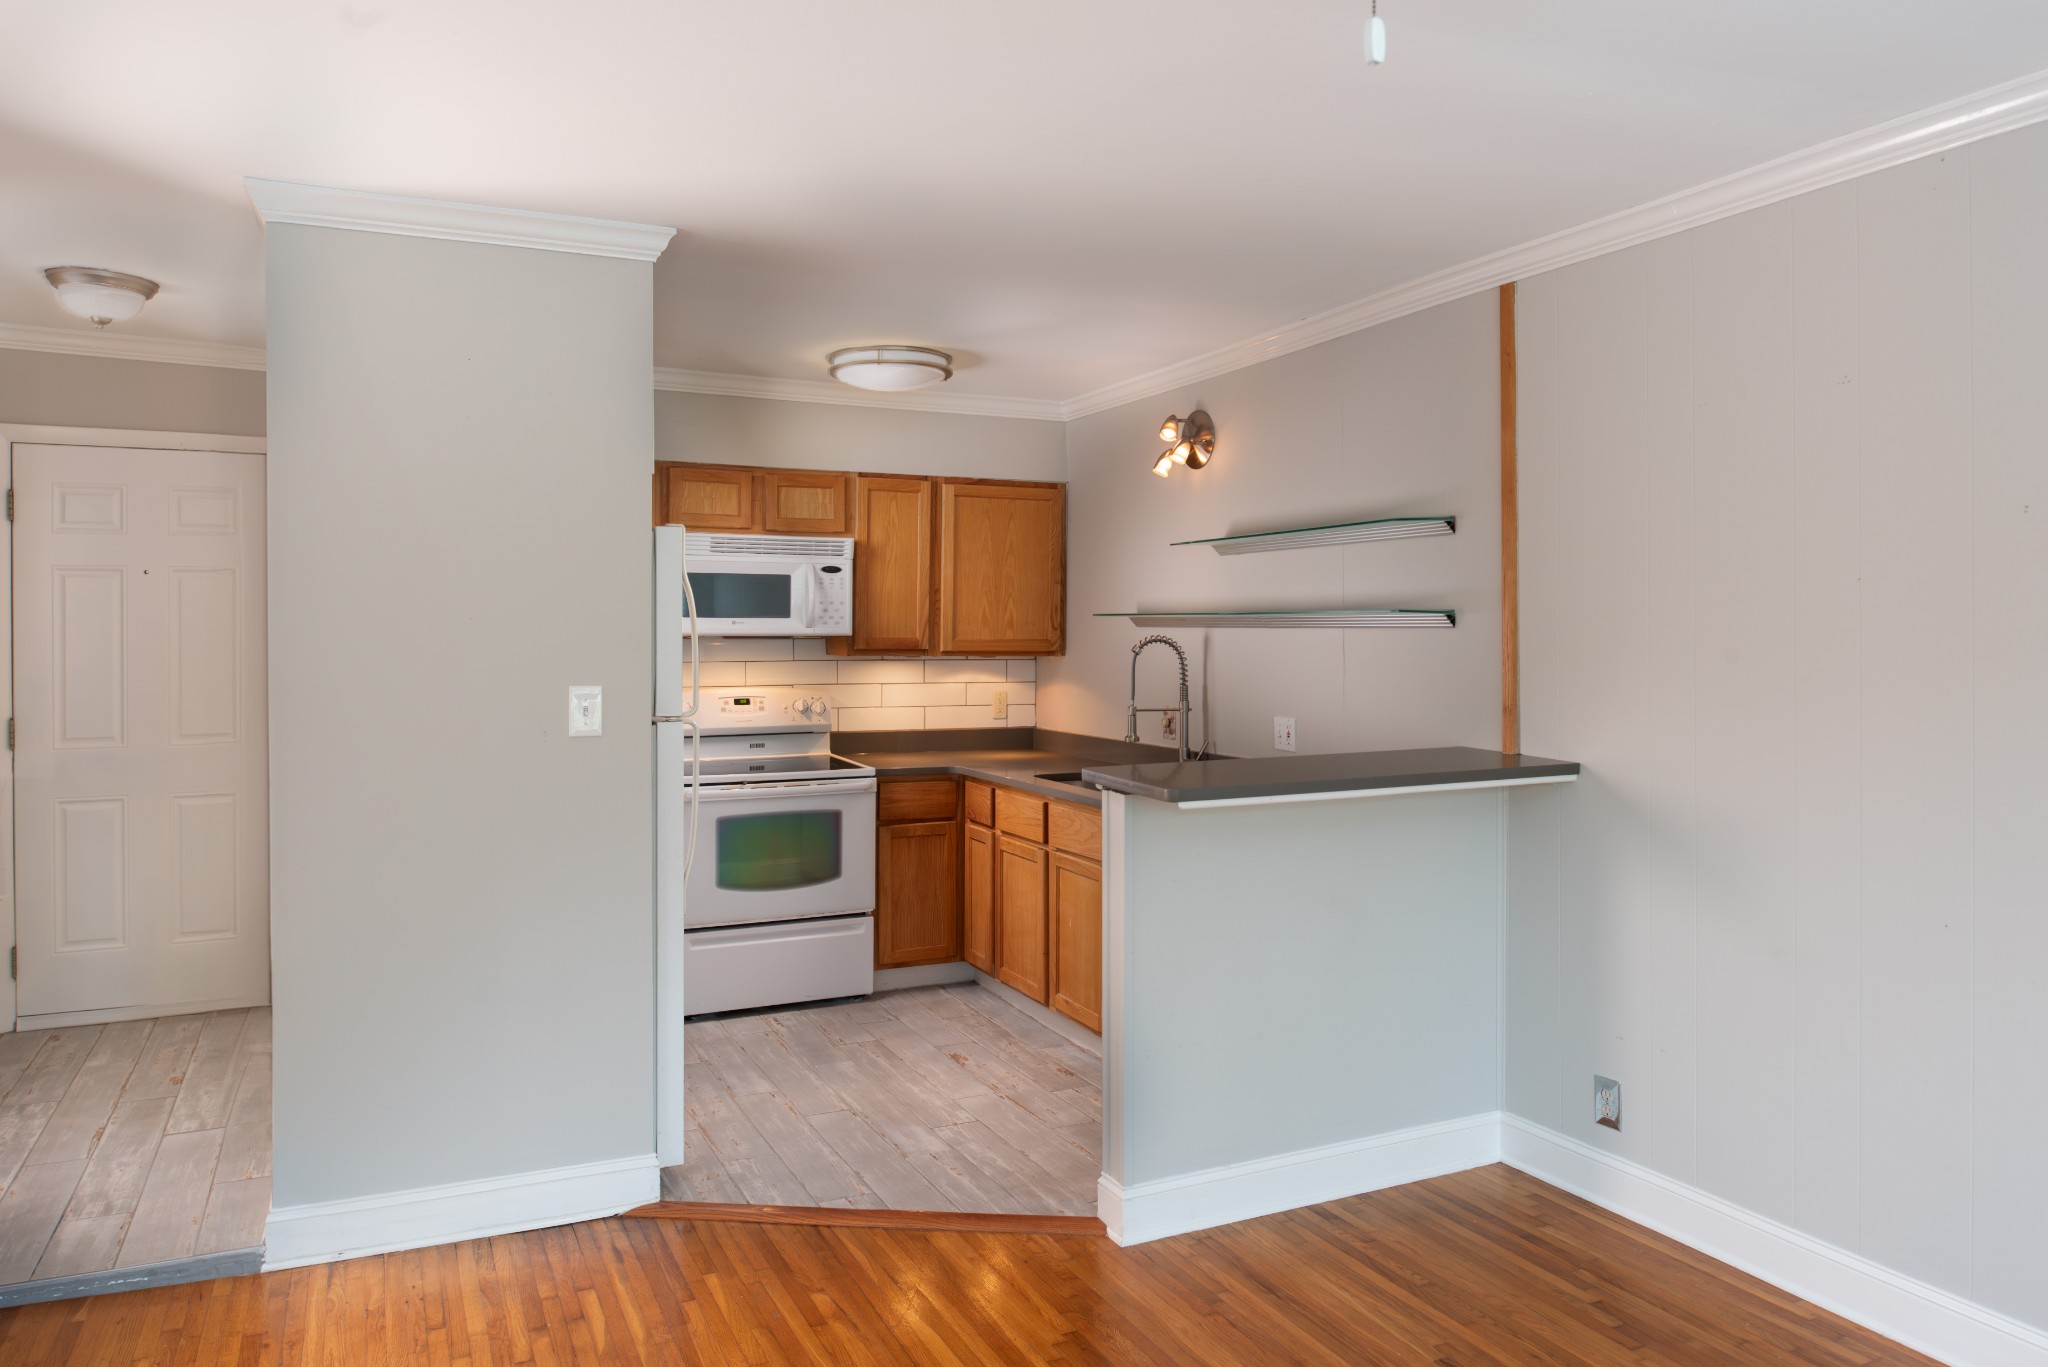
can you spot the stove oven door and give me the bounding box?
[682,777,878,929]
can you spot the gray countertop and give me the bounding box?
[838,747,1117,805]
[1079,746,1580,806]
[836,731,1580,810]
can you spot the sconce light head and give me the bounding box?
[1151,410,1215,478]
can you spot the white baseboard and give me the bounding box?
[263,1153,659,1270]
[1099,1112,1502,1247]
[1501,1117,2048,1367]
[19,993,270,1030]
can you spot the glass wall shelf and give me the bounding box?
[1173,516,1454,555]
[1096,609,1455,629]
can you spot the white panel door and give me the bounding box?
[14,443,268,1021]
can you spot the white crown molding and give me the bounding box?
[244,178,676,262]
[653,366,1066,421]
[0,320,266,371]
[1062,64,2048,419]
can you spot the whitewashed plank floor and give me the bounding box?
[664,985,1101,1216]
[0,1008,270,1287]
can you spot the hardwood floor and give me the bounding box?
[0,1008,270,1290]
[667,984,1099,1216]
[0,1164,1938,1365]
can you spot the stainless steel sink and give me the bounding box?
[1034,771,1101,789]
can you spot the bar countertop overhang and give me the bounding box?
[1080,746,1580,807]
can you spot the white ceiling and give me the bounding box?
[5,2,2048,404]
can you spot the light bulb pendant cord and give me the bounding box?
[1367,0,1387,65]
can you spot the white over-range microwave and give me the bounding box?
[674,532,853,637]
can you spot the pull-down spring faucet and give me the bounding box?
[1126,635,1191,763]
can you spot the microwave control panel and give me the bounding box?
[813,563,851,634]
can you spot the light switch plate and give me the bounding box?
[568,685,603,737]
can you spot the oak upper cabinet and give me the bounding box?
[761,470,854,535]
[993,834,1050,1003]
[963,820,995,973]
[850,475,934,652]
[937,481,1066,655]
[659,464,757,531]
[1048,850,1103,1032]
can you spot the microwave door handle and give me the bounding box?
[797,565,818,631]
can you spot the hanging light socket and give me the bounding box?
[1151,410,1216,478]
[44,266,160,328]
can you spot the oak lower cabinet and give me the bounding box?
[1048,851,1103,1032]
[875,778,962,969]
[993,834,1050,1003]
[963,822,995,972]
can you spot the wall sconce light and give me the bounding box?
[44,266,160,328]
[1152,410,1215,477]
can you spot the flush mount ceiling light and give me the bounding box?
[827,345,954,392]
[1152,410,1216,478]
[43,266,160,328]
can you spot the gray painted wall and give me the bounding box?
[0,348,266,435]
[1112,789,1502,1186]
[656,389,1064,481]
[1047,292,1501,759]
[1509,124,2048,1331]
[265,224,656,1205]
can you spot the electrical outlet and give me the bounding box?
[1594,1076,1622,1130]
[991,689,1009,720]
[1273,716,1296,751]
[1161,711,1177,740]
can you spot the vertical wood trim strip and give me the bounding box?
[1499,282,1520,755]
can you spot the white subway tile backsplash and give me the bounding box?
[837,660,926,684]
[923,704,1002,728]
[703,641,1041,731]
[833,706,929,731]
[744,661,840,685]
[922,659,1008,683]
[882,682,969,706]
[825,683,883,708]
[699,638,794,662]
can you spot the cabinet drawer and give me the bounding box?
[1047,801,1101,858]
[994,788,1047,843]
[879,778,959,823]
[964,780,995,827]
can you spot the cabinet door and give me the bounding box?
[762,470,854,535]
[876,820,961,968]
[662,465,758,531]
[937,481,1065,654]
[993,834,1049,1003]
[1048,852,1103,1033]
[963,822,995,972]
[849,475,934,652]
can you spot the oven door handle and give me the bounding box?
[692,777,878,801]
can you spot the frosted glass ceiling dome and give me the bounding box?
[827,345,954,392]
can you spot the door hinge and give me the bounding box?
[5,488,11,521]
[7,947,14,982]
[5,718,11,751]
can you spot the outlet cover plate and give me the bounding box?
[1274,716,1296,752]
[1594,1075,1622,1130]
